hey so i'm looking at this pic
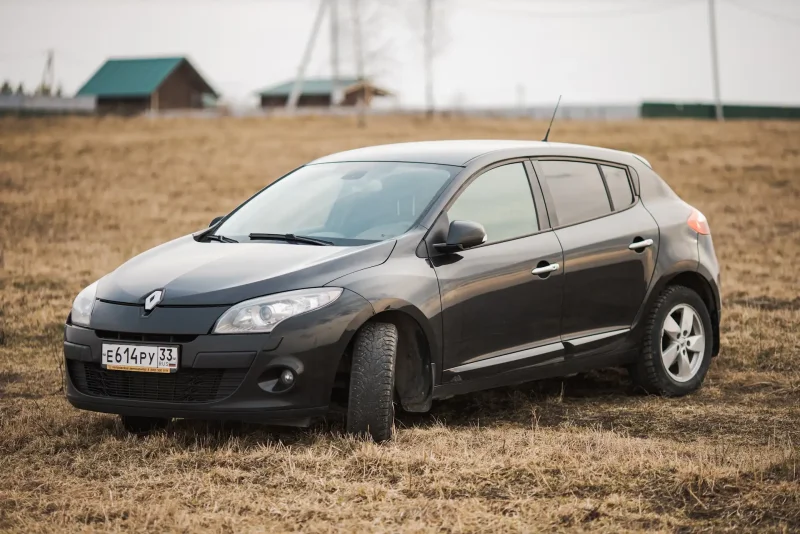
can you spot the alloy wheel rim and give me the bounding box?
[660,304,705,383]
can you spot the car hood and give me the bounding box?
[96,235,396,306]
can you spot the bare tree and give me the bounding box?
[337,1,447,119]
[338,0,397,125]
[393,0,449,118]
[349,0,366,127]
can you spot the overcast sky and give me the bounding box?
[1,0,799,108]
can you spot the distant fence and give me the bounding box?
[0,95,96,115]
[3,98,797,120]
[146,104,642,120]
[642,101,800,120]
[440,105,641,121]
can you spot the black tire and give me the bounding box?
[630,285,714,396]
[346,322,398,442]
[120,415,170,435]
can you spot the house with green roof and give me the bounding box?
[76,56,217,114]
[256,77,391,109]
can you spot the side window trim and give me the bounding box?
[530,158,560,228]
[599,163,636,212]
[522,159,552,231]
[440,158,544,248]
[628,165,641,197]
[596,164,616,211]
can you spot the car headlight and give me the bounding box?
[71,281,99,327]
[213,288,343,334]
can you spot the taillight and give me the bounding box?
[687,208,710,235]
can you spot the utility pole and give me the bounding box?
[424,0,434,119]
[287,0,328,111]
[330,0,340,107]
[350,0,366,127]
[708,0,724,121]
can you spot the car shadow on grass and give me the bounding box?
[94,367,789,446]
[395,368,797,444]
[396,368,636,431]
[108,370,633,446]
[162,369,638,446]
[128,369,647,445]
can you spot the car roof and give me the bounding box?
[309,140,643,167]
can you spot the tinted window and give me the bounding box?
[602,165,634,210]
[447,163,538,244]
[539,161,611,226]
[216,162,457,245]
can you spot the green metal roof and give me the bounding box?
[76,57,186,97]
[256,78,362,97]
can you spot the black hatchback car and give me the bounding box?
[64,140,721,441]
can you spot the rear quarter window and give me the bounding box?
[601,165,634,210]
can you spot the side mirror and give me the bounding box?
[434,220,487,253]
[209,216,224,227]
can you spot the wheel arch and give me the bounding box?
[374,309,434,412]
[646,271,720,357]
[340,305,436,413]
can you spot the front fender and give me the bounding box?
[327,234,444,384]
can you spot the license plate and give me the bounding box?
[101,343,179,373]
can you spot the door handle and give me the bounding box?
[628,238,654,251]
[532,263,559,275]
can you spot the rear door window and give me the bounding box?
[538,160,611,226]
[601,165,634,210]
[447,162,538,244]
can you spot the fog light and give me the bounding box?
[280,369,295,386]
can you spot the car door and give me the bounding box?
[532,158,659,346]
[429,160,564,379]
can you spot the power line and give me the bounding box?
[461,0,700,19]
[0,50,51,62]
[725,0,800,27]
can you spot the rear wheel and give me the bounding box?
[346,322,398,442]
[631,285,713,396]
[120,415,170,435]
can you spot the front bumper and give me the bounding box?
[64,289,373,425]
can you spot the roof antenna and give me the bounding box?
[542,95,562,142]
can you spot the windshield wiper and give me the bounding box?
[248,233,333,246]
[205,234,239,243]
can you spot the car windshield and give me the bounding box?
[215,162,459,246]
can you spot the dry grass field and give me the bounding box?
[0,115,798,533]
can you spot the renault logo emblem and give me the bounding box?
[144,289,164,311]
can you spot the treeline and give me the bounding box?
[1,81,63,96]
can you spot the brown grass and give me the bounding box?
[0,115,798,533]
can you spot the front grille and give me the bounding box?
[95,330,198,344]
[68,361,246,403]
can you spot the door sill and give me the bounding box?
[562,327,630,355]
[443,341,564,383]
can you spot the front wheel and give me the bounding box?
[346,322,398,442]
[630,285,713,396]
